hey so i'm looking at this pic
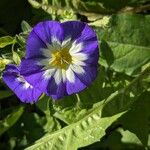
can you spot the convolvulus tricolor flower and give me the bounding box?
[3,21,99,101]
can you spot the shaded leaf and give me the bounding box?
[119,91,150,146]
[0,106,24,135]
[0,90,13,100]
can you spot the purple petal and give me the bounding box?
[2,64,42,103]
[62,21,99,65]
[61,21,98,43]
[66,74,87,95]
[20,59,67,99]
[20,58,43,75]
[75,66,98,86]
[26,21,64,58]
[61,21,86,41]
[4,64,19,73]
[20,59,51,93]
[47,81,67,99]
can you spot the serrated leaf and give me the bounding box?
[98,14,150,75]
[0,36,15,48]
[52,69,114,125]
[0,106,24,135]
[26,93,126,150]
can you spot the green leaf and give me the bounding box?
[52,68,114,125]
[98,14,150,75]
[21,21,32,33]
[25,93,126,150]
[0,90,13,100]
[119,91,150,146]
[16,33,28,47]
[12,51,21,65]
[7,111,46,147]
[36,95,62,133]
[72,0,112,14]
[0,36,15,48]
[0,57,11,71]
[28,0,41,8]
[102,91,135,117]
[0,106,24,135]
[119,129,142,145]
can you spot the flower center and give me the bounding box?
[50,48,72,69]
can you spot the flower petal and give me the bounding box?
[61,21,86,41]
[53,69,63,85]
[62,21,97,43]
[43,68,56,80]
[20,59,54,93]
[66,67,75,83]
[62,21,99,65]
[20,58,66,98]
[75,66,98,86]
[71,52,88,61]
[2,64,42,103]
[47,81,67,99]
[26,21,64,58]
[66,74,86,95]
[69,41,83,54]
[70,64,85,74]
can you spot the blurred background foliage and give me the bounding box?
[0,0,150,150]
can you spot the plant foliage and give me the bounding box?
[0,0,150,150]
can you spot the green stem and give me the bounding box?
[76,94,81,109]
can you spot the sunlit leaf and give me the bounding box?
[12,51,21,65]
[0,36,15,48]
[21,21,32,33]
[25,91,126,150]
[98,14,150,75]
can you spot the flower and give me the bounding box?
[20,21,99,99]
[2,64,42,103]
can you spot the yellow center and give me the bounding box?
[50,48,72,69]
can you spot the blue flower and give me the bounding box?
[20,21,99,100]
[2,64,42,103]
[3,20,99,101]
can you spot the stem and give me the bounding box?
[11,37,16,52]
[119,4,150,13]
[76,94,81,109]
